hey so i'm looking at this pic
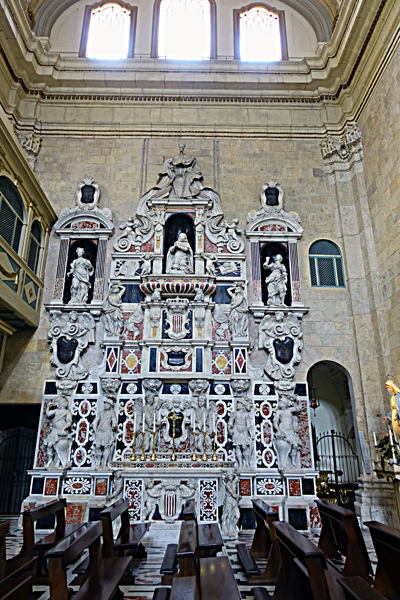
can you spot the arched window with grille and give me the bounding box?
[156,0,214,60]
[309,240,345,288]
[80,2,137,59]
[0,177,25,255]
[27,221,43,275]
[234,4,288,61]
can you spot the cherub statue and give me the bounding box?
[141,254,154,277]
[143,480,162,520]
[201,252,218,277]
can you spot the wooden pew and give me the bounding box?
[251,521,342,600]
[183,499,196,522]
[365,520,400,600]
[177,521,198,578]
[200,556,241,600]
[19,498,82,579]
[100,498,150,559]
[0,522,36,583]
[0,575,33,600]
[338,577,387,600]
[316,500,373,584]
[236,499,281,585]
[154,576,199,600]
[180,499,223,558]
[47,520,131,600]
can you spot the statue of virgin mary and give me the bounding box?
[166,233,194,274]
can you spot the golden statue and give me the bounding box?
[384,380,400,445]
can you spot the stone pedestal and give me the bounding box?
[355,475,400,527]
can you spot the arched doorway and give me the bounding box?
[0,404,40,514]
[307,361,361,510]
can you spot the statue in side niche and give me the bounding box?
[166,233,194,274]
[92,396,118,467]
[102,283,126,336]
[263,255,287,306]
[67,247,94,304]
[273,391,303,470]
[228,281,248,338]
[220,470,241,539]
[384,380,400,445]
[228,397,254,469]
[44,394,73,469]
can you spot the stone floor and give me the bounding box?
[4,519,377,600]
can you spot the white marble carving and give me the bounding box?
[188,379,209,397]
[263,255,287,306]
[17,131,41,170]
[68,248,94,305]
[44,393,73,469]
[216,219,244,253]
[100,377,122,396]
[214,304,229,339]
[47,310,95,380]
[220,470,241,539]
[201,252,218,277]
[228,379,254,468]
[93,395,118,467]
[259,312,303,381]
[228,282,248,338]
[166,234,194,275]
[165,297,190,340]
[126,304,144,338]
[143,392,162,451]
[272,388,302,470]
[102,283,126,336]
[75,176,101,210]
[143,479,163,520]
[141,254,154,276]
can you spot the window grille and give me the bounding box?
[27,221,42,274]
[239,6,281,62]
[309,240,345,288]
[158,0,211,60]
[0,178,24,254]
[86,3,131,59]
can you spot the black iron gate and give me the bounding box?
[315,429,360,510]
[0,427,36,514]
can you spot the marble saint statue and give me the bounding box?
[263,254,287,306]
[228,281,248,338]
[92,396,118,467]
[152,143,203,200]
[102,283,126,336]
[166,233,194,274]
[45,394,72,469]
[68,247,94,304]
[384,380,400,445]
[221,471,241,539]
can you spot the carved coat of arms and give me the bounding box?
[164,297,190,340]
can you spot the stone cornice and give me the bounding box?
[0,0,398,135]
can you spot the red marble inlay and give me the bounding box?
[77,421,88,444]
[216,421,225,444]
[45,478,58,496]
[309,506,322,528]
[292,280,301,303]
[140,239,154,253]
[36,398,51,467]
[259,224,286,232]
[211,315,231,341]
[288,479,301,496]
[262,421,272,445]
[239,479,251,496]
[298,398,312,468]
[204,236,218,253]
[22,503,36,512]
[271,506,279,514]
[121,313,144,341]
[95,478,108,496]
[53,278,64,299]
[212,350,231,375]
[71,220,98,229]
[125,419,134,444]
[66,504,83,524]
[121,349,142,374]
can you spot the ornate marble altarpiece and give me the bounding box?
[25,149,319,533]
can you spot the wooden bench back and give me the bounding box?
[177,520,198,578]
[21,500,67,554]
[274,521,332,600]
[316,500,373,581]
[183,499,196,522]
[365,520,400,600]
[251,499,279,559]
[100,499,130,559]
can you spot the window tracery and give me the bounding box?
[234,3,288,61]
[309,240,345,288]
[157,0,212,60]
[80,2,136,59]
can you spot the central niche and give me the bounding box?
[260,241,292,306]
[163,213,195,274]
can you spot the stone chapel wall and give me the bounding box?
[359,42,400,379]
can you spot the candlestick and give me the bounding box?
[191,425,198,462]
[140,430,146,461]
[390,430,394,446]
[211,430,218,462]
[150,430,157,461]
[168,410,178,462]
[130,431,138,462]
[373,431,377,446]
[201,430,207,462]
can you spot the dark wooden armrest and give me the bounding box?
[338,577,385,600]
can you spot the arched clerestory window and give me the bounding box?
[80,1,137,59]
[154,0,216,60]
[234,4,288,61]
[0,176,25,255]
[309,240,345,288]
[27,221,43,275]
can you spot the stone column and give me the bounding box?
[321,123,397,525]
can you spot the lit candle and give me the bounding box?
[192,412,194,430]
[373,431,377,446]
[153,413,156,432]
[143,414,145,433]
[390,430,394,446]
[203,414,206,432]
[213,414,216,433]
[134,413,136,434]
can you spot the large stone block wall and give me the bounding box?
[359,43,400,378]
[0,134,360,411]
